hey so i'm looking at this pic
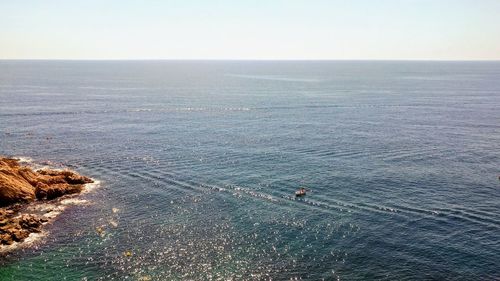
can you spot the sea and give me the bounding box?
[0,60,499,280]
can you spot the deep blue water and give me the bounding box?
[0,61,499,280]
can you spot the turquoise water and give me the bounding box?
[0,61,499,280]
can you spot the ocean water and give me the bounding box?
[0,61,499,280]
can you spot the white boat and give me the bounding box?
[295,188,306,197]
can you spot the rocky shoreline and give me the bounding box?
[0,157,93,247]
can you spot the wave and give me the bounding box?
[0,107,251,117]
[226,74,321,83]
[14,156,34,164]
[0,85,49,89]
[82,180,101,193]
[78,86,148,91]
[60,198,90,205]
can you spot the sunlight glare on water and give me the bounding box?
[0,61,499,280]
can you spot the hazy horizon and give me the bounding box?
[1,59,500,62]
[1,0,500,60]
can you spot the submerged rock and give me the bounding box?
[0,156,94,247]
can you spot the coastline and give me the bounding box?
[0,156,97,251]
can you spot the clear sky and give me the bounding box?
[1,0,499,60]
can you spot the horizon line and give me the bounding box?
[1,58,500,62]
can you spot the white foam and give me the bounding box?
[27,202,58,212]
[36,166,64,171]
[60,198,89,205]
[41,205,66,219]
[22,231,46,244]
[83,180,101,193]
[14,156,33,163]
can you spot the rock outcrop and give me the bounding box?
[0,157,93,246]
[0,207,48,245]
[0,158,36,205]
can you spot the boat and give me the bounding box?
[295,187,306,197]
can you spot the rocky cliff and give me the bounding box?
[0,157,93,246]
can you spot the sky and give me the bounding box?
[1,0,499,60]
